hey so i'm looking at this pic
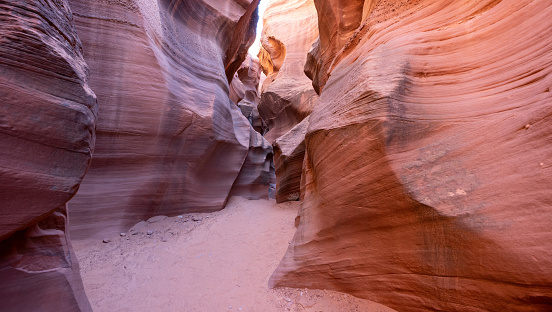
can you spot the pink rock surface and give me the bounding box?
[67,0,270,239]
[271,0,552,311]
[230,127,275,199]
[258,0,319,143]
[273,116,309,203]
[0,0,95,310]
[0,206,91,312]
[0,0,96,241]
[230,54,268,135]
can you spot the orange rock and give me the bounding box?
[258,0,320,203]
[271,0,552,311]
[258,0,319,143]
[273,116,310,203]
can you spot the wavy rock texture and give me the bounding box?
[258,0,319,143]
[229,127,275,199]
[258,0,319,203]
[230,54,267,134]
[0,0,96,310]
[228,55,275,199]
[306,0,365,93]
[67,0,267,239]
[273,116,309,203]
[0,206,91,312]
[271,0,552,311]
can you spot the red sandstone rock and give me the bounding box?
[271,0,552,311]
[0,206,91,311]
[273,116,309,203]
[67,0,270,239]
[230,54,268,135]
[0,0,95,310]
[257,0,319,204]
[306,0,365,93]
[230,126,275,199]
[258,0,319,143]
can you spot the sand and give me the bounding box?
[73,197,396,312]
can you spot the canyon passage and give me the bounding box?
[0,0,551,311]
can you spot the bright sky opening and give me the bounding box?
[248,0,270,57]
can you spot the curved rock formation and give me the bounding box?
[230,54,267,134]
[273,116,309,203]
[258,0,319,143]
[66,0,270,239]
[230,126,275,199]
[306,0,365,93]
[257,0,319,203]
[271,0,552,311]
[0,0,96,310]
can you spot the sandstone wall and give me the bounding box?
[230,54,267,135]
[258,0,319,143]
[257,0,319,203]
[271,0,552,311]
[67,0,270,239]
[0,0,96,310]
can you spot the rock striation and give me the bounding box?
[230,54,267,135]
[270,0,552,311]
[67,0,271,239]
[258,0,319,203]
[0,0,96,310]
[273,116,310,203]
[258,0,319,143]
[0,206,91,312]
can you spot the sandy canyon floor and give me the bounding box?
[73,197,396,312]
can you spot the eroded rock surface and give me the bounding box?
[0,0,96,310]
[271,0,552,311]
[67,0,270,239]
[257,0,319,203]
[273,116,309,203]
[230,127,275,199]
[0,206,91,311]
[230,54,267,135]
[258,0,319,143]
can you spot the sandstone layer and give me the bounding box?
[273,116,309,203]
[271,0,552,311]
[67,0,271,239]
[0,206,91,312]
[230,54,267,135]
[258,0,319,143]
[0,0,96,310]
[257,0,319,203]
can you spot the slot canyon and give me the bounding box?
[0,0,551,311]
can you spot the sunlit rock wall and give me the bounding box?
[257,0,319,203]
[258,0,319,143]
[271,0,552,311]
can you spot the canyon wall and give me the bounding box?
[230,54,266,135]
[258,0,319,143]
[270,0,552,311]
[1,0,266,309]
[0,0,96,310]
[67,0,271,239]
[258,0,319,202]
